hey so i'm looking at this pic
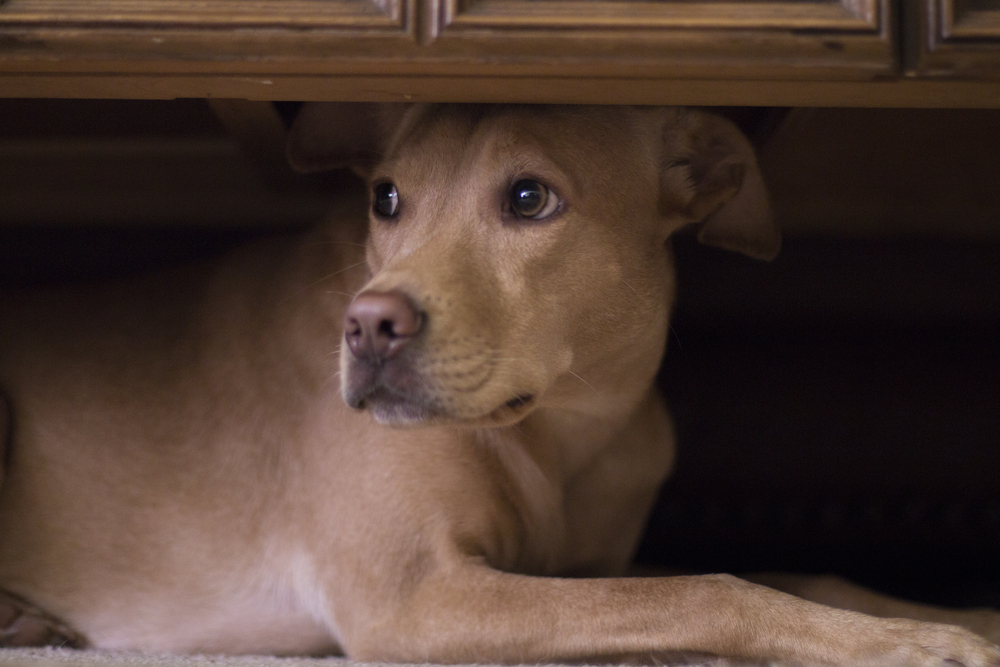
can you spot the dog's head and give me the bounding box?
[288,104,778,427]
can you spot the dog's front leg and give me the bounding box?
[336,559,1000,666]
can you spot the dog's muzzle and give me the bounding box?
[341,290,437,421]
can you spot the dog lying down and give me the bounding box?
[1,104,999,666]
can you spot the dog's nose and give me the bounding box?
[344,290,423,361]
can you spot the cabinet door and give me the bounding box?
[431,0,894,79]
[0,0,415,65]
[921,0,1000,78]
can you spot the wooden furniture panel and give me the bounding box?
[0,0,402,27]
[0,0,416,65]
[920,0,1000,78]
[5,75,1000,107]
[0,0,905,102]
[1,0,999,105]
[428,0,892,80]
[0,0,890,75]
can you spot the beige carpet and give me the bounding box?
[0,649,340,667]
[0,648,753,667]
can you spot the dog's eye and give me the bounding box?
[509,179,560,220]
[373,182,399,218]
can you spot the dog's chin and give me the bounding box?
[368,401,439,426]
[346,387,441,427]
[346,385,537,428]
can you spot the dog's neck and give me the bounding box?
[467,386,669,576]
[493,387,658,488]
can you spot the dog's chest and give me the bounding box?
[484,431,658,578]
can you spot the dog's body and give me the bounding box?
[1,104,999,666]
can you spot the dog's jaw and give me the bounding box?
[341,346,441,424]
[343,373,445,425]
[341,350,541,428]
[362,395,538,428]
[357,392,441,425]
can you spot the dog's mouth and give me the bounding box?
[483,393,536,424]
[502,393,534,413]
[343,339,540,425]
[350,386,443,425]
[348,378,537,427]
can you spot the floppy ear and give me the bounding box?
[285,102,409,174]
[659,109,780,261]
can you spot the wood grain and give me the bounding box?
[940,0,1000,39]
[0,1,895,84]
[443,0,878,31]
[2,73,1000,107]
[0,0,997,103]
[919,0,1000,78]
[0,0,401,27]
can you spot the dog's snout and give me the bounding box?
[344,290,423,361]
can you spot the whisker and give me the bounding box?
[511,422,542,444]
[280,260,368,305]
[307,240,368,249]
[303,260,368,290]
[567,370,599,396]
[621,278,640,296]
[668,324,683,351]
[320,370,341,393]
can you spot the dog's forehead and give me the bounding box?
[381,105,644,176]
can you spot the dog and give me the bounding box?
[1,103,999,666]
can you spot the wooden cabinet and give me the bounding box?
[0,0,890,77]
[920,0,1000,78]
[0,0,998,105]
[0,0,415,61]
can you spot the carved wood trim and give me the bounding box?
[423,0,893,81]
[3,73,1000,108]
[939,0,1000,39]
[921,1,1000,78]
[0,0,403,28]
[441,0,880,32]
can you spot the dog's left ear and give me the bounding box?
[658,109,781,261]
[286,102,409,175]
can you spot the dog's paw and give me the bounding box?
[870,618,1000,667]
[0,590,86,648]
[947,608,1000,648]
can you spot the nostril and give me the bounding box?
[386,305,422,339]
[378,318,400,339]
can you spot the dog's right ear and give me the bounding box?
[657,108,781,261]
[286,102,408,175]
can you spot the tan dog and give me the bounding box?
[1,104,999,666]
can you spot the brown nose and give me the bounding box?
[344,290,423,362]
